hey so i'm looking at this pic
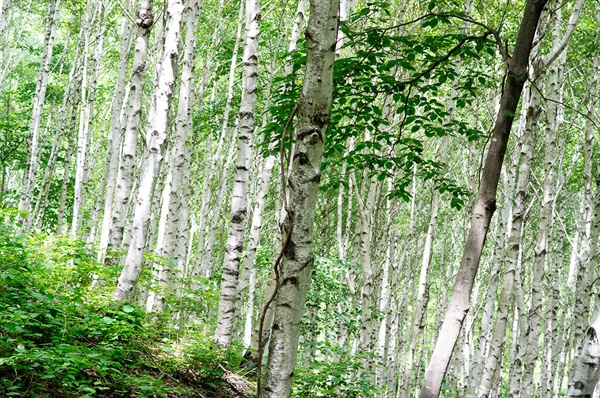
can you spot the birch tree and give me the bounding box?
[148,0,202,312]
[16,0,60,230]
[106,0,154,259]
[113,0,185,301]
[419,0,548,395]
[215,0,261,347]
[259,0,339,395]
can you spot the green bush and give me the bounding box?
[0,221,169,397]
[292,342,380,398]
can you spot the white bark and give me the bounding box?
[239,0,307,356]
[108,0,154,257]
[56,135,75,235]
[259,0,339,395]
[149,0,202,312]
[215,0,261,347]
[16,0,60,230]
[539,34,566,398]
[97,0,135,262]
[191,0,243,275]
[478,86,537,397]
[568,306,600,397]
[113,0,184,301]
[570,54,599,386]
[72,1,104,237]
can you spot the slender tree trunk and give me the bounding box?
[259,0,339,396]
[568,53,599,389]
[108,0,154,258]
[539,32,566,398]
[191,0,243,274]
[56,135,75,235]
[419,1,548,396]
[72,1,105,237]
[215,0,261,346]
[149,0,202,312]
[97,0,135,262]
[17,0,60,230]
[113,0,184,301]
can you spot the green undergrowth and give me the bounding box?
[0,209,379,397]
[0,212,251,398]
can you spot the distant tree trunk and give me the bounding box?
[72,1,105,237]
[113,0,184,301]
[477,90,537,396]
[108,0,154,259]
[419,1,548,396]
[56,135,75,235]
[149,0,202,312]
[521,2,582,393]
[0,0,10,34]
[30,32,72,229]
[539,37,566,398]
[259,0,339,396]
[191,0,243,275]
[17,0,60,230]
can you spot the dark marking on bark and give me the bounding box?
[298,128,322,142]
[136,11,153,29]
[283,276,299,286]
[283,239,296,260]
[295,152,309,165]
[231,209,247,224]
[308,173,321,184]
[271,322,280,331]
[573,381,584,390]
[587,327,597,342]
[300,258,313,271]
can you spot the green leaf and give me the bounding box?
[122,305,134,313]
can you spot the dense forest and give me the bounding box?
[0,0,599,396]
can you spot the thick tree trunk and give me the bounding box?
[258,0,339,396]
[568,305,600,397]
[419,1,548,396]
[113,0,184,301]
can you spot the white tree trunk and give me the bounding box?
[149,0,202,312]
[16,0,60,230]
[478,86,537,397]
[568,305,600,397]
[259,0,339,395]
[56,135,75,235]
[108,0,154,258]
[113,0,184,301]
[191,0,243,274]
[215,0,261,346]
[97,0,135,262]
[72,1,104,237]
